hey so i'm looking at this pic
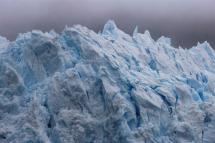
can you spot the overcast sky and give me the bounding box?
[0,0,215,48]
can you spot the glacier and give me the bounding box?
[0,20,215,143]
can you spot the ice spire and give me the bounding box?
[133,26,139,37]
[102,20,119,40]
[157,36,171,46]
[144,30,152,38]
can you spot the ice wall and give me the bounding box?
[0,21,215,143]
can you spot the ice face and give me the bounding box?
[0,21,215,143]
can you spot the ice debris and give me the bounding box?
[0,21,215,143]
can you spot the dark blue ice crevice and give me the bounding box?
[196,72,208,84]
[172,87,182,109]
[204,113,212,124]
[145,47,160,73]
[202,112,212,143]
[151,86,173,114]
[175,62,183,72]
[148,59,157,71]
[150,85,160,90]
[156,91,173,114]
[145,48,151,55]
[186,78,206,101]
[197,88,204,101]
[96,79,107,112]
[127,83,141,128]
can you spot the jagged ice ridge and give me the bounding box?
[0,20,215,143]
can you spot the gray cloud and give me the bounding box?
[0,0,215,48]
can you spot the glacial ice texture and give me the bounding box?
[0,21,215,143]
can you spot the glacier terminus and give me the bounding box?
[0,20,215,143]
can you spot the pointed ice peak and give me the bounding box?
[138,30,155,43]
[197,41,209,46]
[196,41,212,49]
[192,41,215,56]
[64,25,74,32]
[157,36,171,45]
[102,20,119,40]
[197,42,201,46]
[133,26,139,37]
[144,30,152,38]
[203,41,210,47]
[46,30,59,39]
[49,29,58,35]
[103,20,118,32]
[30,30,48,38]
